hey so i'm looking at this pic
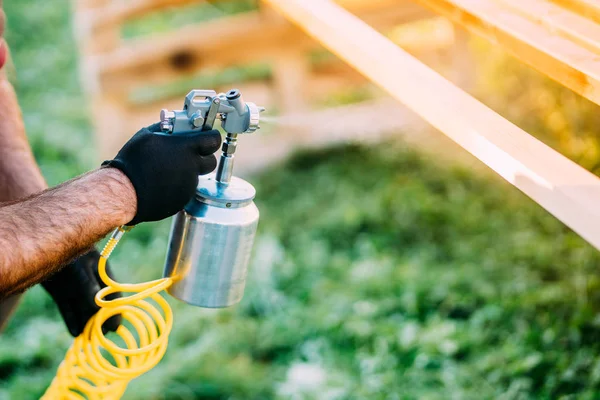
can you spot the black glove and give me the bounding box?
[41,249,121,337]
[102,123,221,225]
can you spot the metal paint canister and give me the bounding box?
[163,174,259,308]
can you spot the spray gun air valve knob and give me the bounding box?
[160,109,175,132]
[245,102,262,133]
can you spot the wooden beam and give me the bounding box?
[91,0,415,31]
[98,11,290,92]
[92,0,201,32]
[73,0,120,55]
[413,0,600,107]
[124,29,449,109]
[272,49,311,114]
[551,0,600,24]
[97,1,430,93]
[497,0,600,54]
[76,0,112,8]
[449,26,474,90]
[264,0,600,251]
[91,93,130,159]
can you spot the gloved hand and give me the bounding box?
[102,123,221,225]
[41,249,121,337]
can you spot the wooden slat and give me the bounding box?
[91,0,412,31]
[497,0,600,54]
[92,0,201,32]
[97,1,430,93]
[551,0,600,24]
[413,0,600,107]
[272,49,310,114]
[92,93,131,159]
[264,0,600,251]
[75,0,112,8]
[98,11,286,92]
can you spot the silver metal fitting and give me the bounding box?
[191,111,204,128]
[221,140,237,155]
[160,109,175,132]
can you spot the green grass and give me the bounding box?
[3,0,600,399]
[5,142,600,399]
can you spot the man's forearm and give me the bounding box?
[0,77,47,200]
[0,70,48,329]
[0,167,136,298]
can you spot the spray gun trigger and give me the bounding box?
[202,97,221,131]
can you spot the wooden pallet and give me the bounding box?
[264,0,600,251]
[73,0,444,158]
[414,0,600,107]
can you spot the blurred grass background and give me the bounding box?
[2,1,600,399]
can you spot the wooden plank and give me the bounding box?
[449,26,475,90]
[99,11,266,74]
[76,0,112,8]
[413,0,600,107]
[91,0,413,31]
[272,50,311,114]
[92,0,200,32]
[497,0,600,54]
[92,93,130,158]
[74,1,120,55]
[98,11,287,92]
[264,0,600,251]
[96,1,430,93]
[551,0,600,24]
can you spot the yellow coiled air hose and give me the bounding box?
[42,226,174,400]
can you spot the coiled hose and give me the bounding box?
[42,226,174,400]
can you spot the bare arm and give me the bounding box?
[0,0,43,199]
[0,54,49,327]
[0,167,136,298]
[0,78,47,201]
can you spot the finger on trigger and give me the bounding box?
[194,130,222,156]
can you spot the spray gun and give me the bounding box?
[161,89,264,307]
